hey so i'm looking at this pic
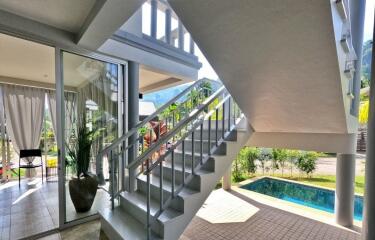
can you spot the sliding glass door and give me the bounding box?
[58,50,126,224]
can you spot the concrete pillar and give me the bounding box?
[165,8,172,44]
[150,0,157,38]
[189,36,195,55]
[222,167,231,191]
[362,7,375,240]
[335,153,356,227]
[178,20,184,50]
[127,61,139,192]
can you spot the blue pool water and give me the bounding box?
[241,178,363,221]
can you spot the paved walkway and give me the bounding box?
[181,189,361,240]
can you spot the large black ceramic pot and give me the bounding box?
[69,175,98,212]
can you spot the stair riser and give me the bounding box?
[137,178,185,211]
[165,152,201,168]
[153,164,188,186]
[192,129,224,139]
[176,140,215,153]
[120,196,164,236]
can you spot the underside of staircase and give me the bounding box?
[100,117,250,239]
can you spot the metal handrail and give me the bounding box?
[97,79,205,158]
[126,86,227,170]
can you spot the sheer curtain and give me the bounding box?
[47,91,77,142]
[2,84,45,163]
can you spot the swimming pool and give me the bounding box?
[240,177,363,221]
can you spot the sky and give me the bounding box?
[143,1,375,81]
[364,0,375,41]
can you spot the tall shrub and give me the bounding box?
[296,151,318,177]
[286,150,300,177]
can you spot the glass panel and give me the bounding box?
[62,51,120,222]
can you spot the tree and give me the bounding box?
[286,150,300,177]
[242,147,259,175]
[272,149,288,176]
[296,151,318,177]
[361,40,372,88]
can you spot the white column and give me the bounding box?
[335,153,356,227]
[222,167,231,190]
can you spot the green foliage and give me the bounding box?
[272,148,288,176]
[286,149,300,176]
[296,151,318,177]
[66,126,95,179]
[361,40,372,88]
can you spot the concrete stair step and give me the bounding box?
[99,207,161,240]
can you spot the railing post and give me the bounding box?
[191,131,195,174]
[200,123,203,164]
[222,104,225,138]
[215,109,219,146]
[165,8,172,44]
[159,160,163,211]
[110,150,115,210]
[208,116,211,156]
[228,98,231,130]
[182,140,185,186]
[146,167,151,240]
[150,0,158,38]
[171,150,175,198]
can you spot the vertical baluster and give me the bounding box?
[222,103,225,138]
[191,131,195,174]
[110,150,115,210]
[146,164,151,240]
[182,140,185,186]
[208,116,211,156]
[159,159,163,211]
[149,129,153,148]
[200,123,203,164]
[141,135,144,154]
[228,98,231,130]
[215,109,219,146]
[171,150,175,198]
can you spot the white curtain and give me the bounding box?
[2,84,45,163]
[47,91,77,143]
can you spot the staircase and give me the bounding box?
[98,80,250,239]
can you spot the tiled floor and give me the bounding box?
[0,178,111,240]
[0,179,58,240]
[37,189,362,240]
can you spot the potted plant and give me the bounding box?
[66,125,98,213]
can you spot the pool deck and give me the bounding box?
[182,188,361,240]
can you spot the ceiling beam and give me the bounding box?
[76,0,146,50]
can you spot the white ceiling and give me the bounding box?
[0,0,97,33]
[0,33,55,84]
[0,33,178,91]
[169,0,348,134]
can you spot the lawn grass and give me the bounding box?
[257,174,365,195]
